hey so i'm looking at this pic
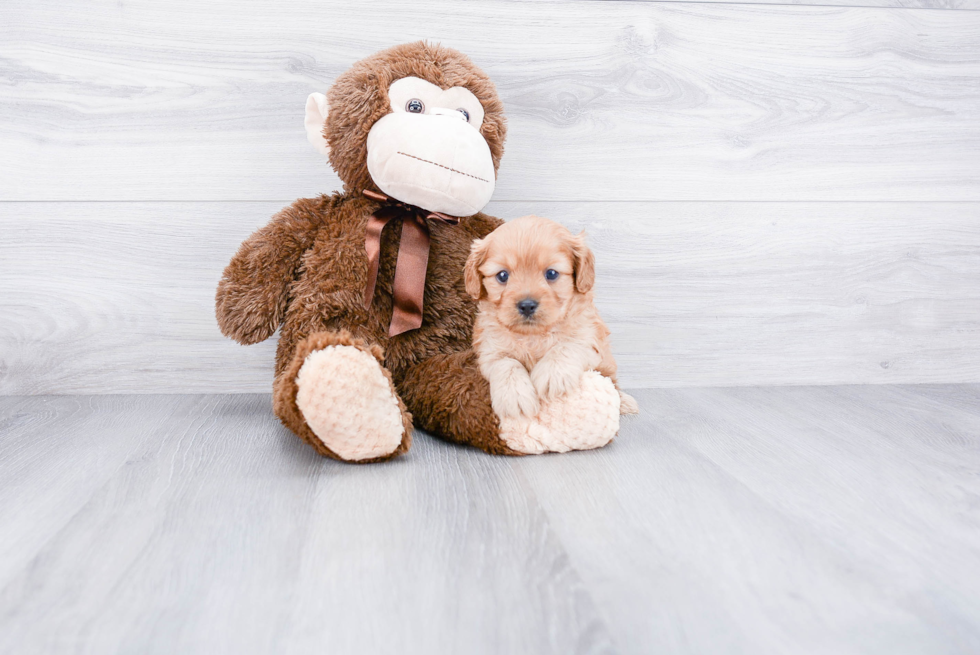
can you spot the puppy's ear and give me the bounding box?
[464,238,489,300]
[570,231,595,293]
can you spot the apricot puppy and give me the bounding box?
[465,215,639,419]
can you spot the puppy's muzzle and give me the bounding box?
[517,298,539,318]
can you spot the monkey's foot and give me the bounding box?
[294,344,411,462]
[497,371,621,455]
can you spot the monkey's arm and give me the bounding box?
[215,199,325,345]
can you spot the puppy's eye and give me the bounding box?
[495,270,509,284]
[545,269,560,281]
[457,108,470,121]
[406,99,425,113]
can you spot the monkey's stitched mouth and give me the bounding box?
[396,152,491,184]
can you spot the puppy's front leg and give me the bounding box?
[530,344,599,401]
[482,357,540,419]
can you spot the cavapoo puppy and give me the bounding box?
[465,215,639,419]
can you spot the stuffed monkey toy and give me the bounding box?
[216,42,622,462]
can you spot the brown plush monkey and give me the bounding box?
[216,42,621,462]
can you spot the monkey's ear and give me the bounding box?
[464,238,489,300]
[304,93,330,157]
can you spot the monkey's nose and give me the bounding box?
[517,298,539,318]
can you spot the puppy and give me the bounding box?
[465,215,639,419]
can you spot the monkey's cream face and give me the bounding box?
[365,77,496,217]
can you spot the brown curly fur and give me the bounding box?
[216,42,511,461]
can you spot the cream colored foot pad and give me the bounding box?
[295,345,404,461]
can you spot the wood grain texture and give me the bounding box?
[611,0,980,8]
[2,201,977,394]
[0,203,279,395]
[520,384,980,653]
[2,1,979,202]
[2,386,979,653]
[0,393,616,655]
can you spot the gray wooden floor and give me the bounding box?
[2,385,979,654]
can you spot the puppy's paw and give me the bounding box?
[490,377,541,419]
[530,361,582,401]
[619,391,640,415]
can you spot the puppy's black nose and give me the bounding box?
[517,298,538,318]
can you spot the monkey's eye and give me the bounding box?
[495,270,509,284]
[406,99,425,113]
[457,108,470,121]
[545,269,560,281]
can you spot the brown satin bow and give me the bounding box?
[362,189,460,336]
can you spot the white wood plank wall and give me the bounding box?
[1,0,978,393]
